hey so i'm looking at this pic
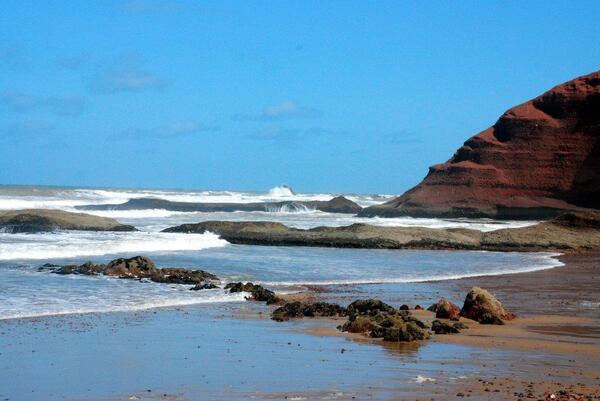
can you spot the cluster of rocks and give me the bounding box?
[43,255,514,344]
[48,256,219,287]
[269,287,514,343]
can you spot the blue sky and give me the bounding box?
[1,1,599,194]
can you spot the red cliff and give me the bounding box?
[362,70,600,219]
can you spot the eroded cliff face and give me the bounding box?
[362,70,600,219]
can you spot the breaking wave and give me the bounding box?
[0,231,228,261]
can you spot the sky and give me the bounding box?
[0,1,599,195]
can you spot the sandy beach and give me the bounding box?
[1,253,598,401]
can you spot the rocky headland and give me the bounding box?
[76,195,362,214]
[0,209,137,233]
[361,70,600,219]
[162,210,600,252]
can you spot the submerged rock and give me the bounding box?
[271,301,346,322]
[428,298,461,320]
[225,282,281,304]
[50,256,219,286]
[460,287,515,324]
[190,282,219,291]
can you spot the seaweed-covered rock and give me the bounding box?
[271,301,346,321]
[431,320,462,334]
[225,282,281,304]
[50,256,219,286]
[460,287,516,324]
[52,261,106,276]
[346,299,397,316]
[340,300,429,342]
[428,298,461,320]
[371,317,430,342]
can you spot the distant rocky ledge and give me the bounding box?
[162,211,600,252]
[0,209,136,233]
[76,195,362,214]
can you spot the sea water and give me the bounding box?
[0,185,558,320]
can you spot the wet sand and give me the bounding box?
[1,253,599,400]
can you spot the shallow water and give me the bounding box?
[0,306,576,401]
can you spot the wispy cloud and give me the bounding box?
[57,54,89,70]
[0,121,56,139]
[0,47,30,72]
[378,130,423,145]
[119,0,185,13]
[0,90,85,117]
[89,55,167,94]
[108,122,216,141]
[233,101,323,122]
[247,126,343,142]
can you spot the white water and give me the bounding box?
[0,231,227,261]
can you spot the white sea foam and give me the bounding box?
[411,375,436,383]
[0,274,247,320]
[259,252,563,286]
[82,209,190,219]
[0,231,228,260]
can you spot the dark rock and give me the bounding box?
[52,261,106,276]
[460,287,516,324]
[271,301,346,322]
[225,282,281,304]
[346,299,397,316]
[50,256,219,286]
[340,299,429,342]
[399,304,410,310]
[428,298,461,320]
[431,319,460,334]
[414,304,423,310]
[78,195,362,215]
[190,282,218,291]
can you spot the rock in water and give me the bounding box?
[360,70,600,219]
[51,256,219,286]
[460,287,516,324]
[427,298,461,320]
[0,209,136,233]
[225,282,281,304]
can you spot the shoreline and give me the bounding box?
[1,253,598,400]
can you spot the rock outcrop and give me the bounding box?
[0,209,136,233]
[162,213,600,252]
[271,301,347,321]
[77,195,362,214]
[361,70,600,219]
[340,299,430,342]
[427,299,461,320]
[51,255,218,286]
[460,287,516,324]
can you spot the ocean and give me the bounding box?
[0,185,559,321]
